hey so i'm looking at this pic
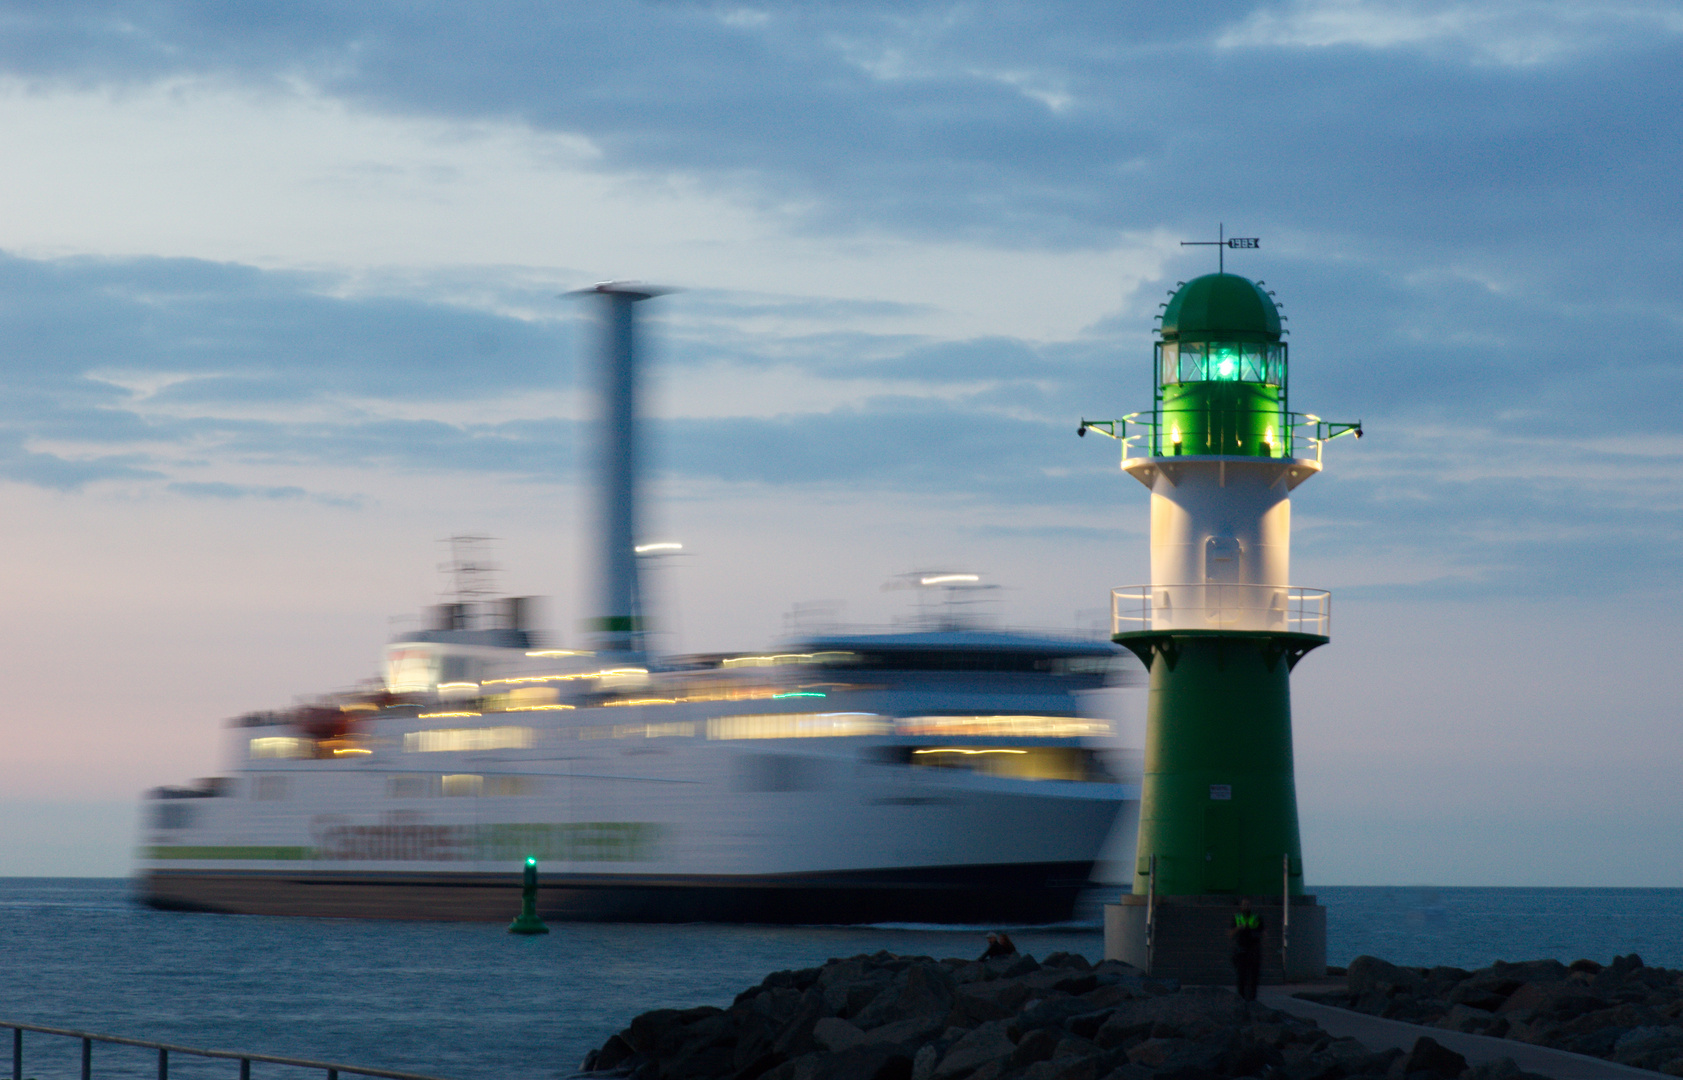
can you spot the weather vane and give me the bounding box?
[1180,224,1259,274]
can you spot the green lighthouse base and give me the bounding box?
[1105,626,1328,983]
[1103,894,1325,983]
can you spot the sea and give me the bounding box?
[1,879,1679,1080]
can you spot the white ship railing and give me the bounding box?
[1111,584,1330,636]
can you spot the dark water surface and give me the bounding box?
[1,879,1678,1080]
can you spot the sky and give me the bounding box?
[0,0,1680,885]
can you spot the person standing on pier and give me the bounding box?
[1230,899,1264,1000]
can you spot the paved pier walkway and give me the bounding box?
[1258,986,1658,1080]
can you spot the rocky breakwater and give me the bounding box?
[1302,954,1683,1074]
[580,951,1521,1080]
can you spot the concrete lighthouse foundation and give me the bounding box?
[1105,894,1326,983]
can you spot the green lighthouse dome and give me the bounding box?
[1160,273,1281,344]
[1152,272,1289,457]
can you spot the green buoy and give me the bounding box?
[508,856,550,935]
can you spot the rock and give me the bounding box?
[595,1034,636,1071]
[1612,954,1647,975]
[1010,1028,1061,1067]
[827,975,893,1018]
[1437,1003,1495,1033]
[1426,966,1472,992]
[1052,1035,1099,1063]
[590,951,1683,1080]
[1127,1036,1229,1079]
[953,979,1030,1023]
[1077,984,1139,1011]
[1447,980,1517,1013]
[1348,956,1427,998]
[856,1016,948,1051]
[1497,982,1604,1021]
[1569,959,1604,974]
[1561,1026,1625,1058]
[1491,959,1570,984]
[1403,1036,1466,1079]
[1065,1010,1117,1040]
[1124,1038,1186,1068]
[815,1018,868,1053]
[1043,952,1094,972]
[1002,955,1041,977]
[1612,1024,1683,1067]
[854,964,955,1030]
[772,989,830,1058]
[933,1020,1016,1078]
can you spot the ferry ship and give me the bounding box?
[136,284,1139,924]
[140,609,1138,923]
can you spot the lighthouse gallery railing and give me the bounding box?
[1111,584,1330,636]
[1077,412,1360,461]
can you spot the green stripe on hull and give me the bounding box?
[147,845,314,860]
[143,823,668,864]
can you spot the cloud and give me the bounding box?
[0,0,1677,265]
[163,481,366,509]
[0,429,162,490]
[1216,0,1683,65]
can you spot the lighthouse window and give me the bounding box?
[1157,342,1285,386]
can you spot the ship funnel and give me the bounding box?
[572,282,668,655]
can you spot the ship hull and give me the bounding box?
[141,860,1098,924]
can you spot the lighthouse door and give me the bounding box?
[1203,798,1242,893]
[1204,536,1242,583]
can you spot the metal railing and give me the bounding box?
[1111,584,1330,636]
[1078,411,1360,462]
[3,1022,454,1080]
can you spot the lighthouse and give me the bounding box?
[1080,265,1359,982]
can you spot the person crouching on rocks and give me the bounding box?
[978,932,1017,960]
[1230,899,1264,1000]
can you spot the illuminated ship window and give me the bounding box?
[249,737,314,759]
[894,715,1111,737]
[706,713,889,740]
[720,651,857,669]
[484,776,536,797]
[897,746,1115,782]
[403,725,535,753]
[576,721,698,741]
[441,773,483,797]
[385,647,440,693]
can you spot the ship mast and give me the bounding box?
[573,282,668,657]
